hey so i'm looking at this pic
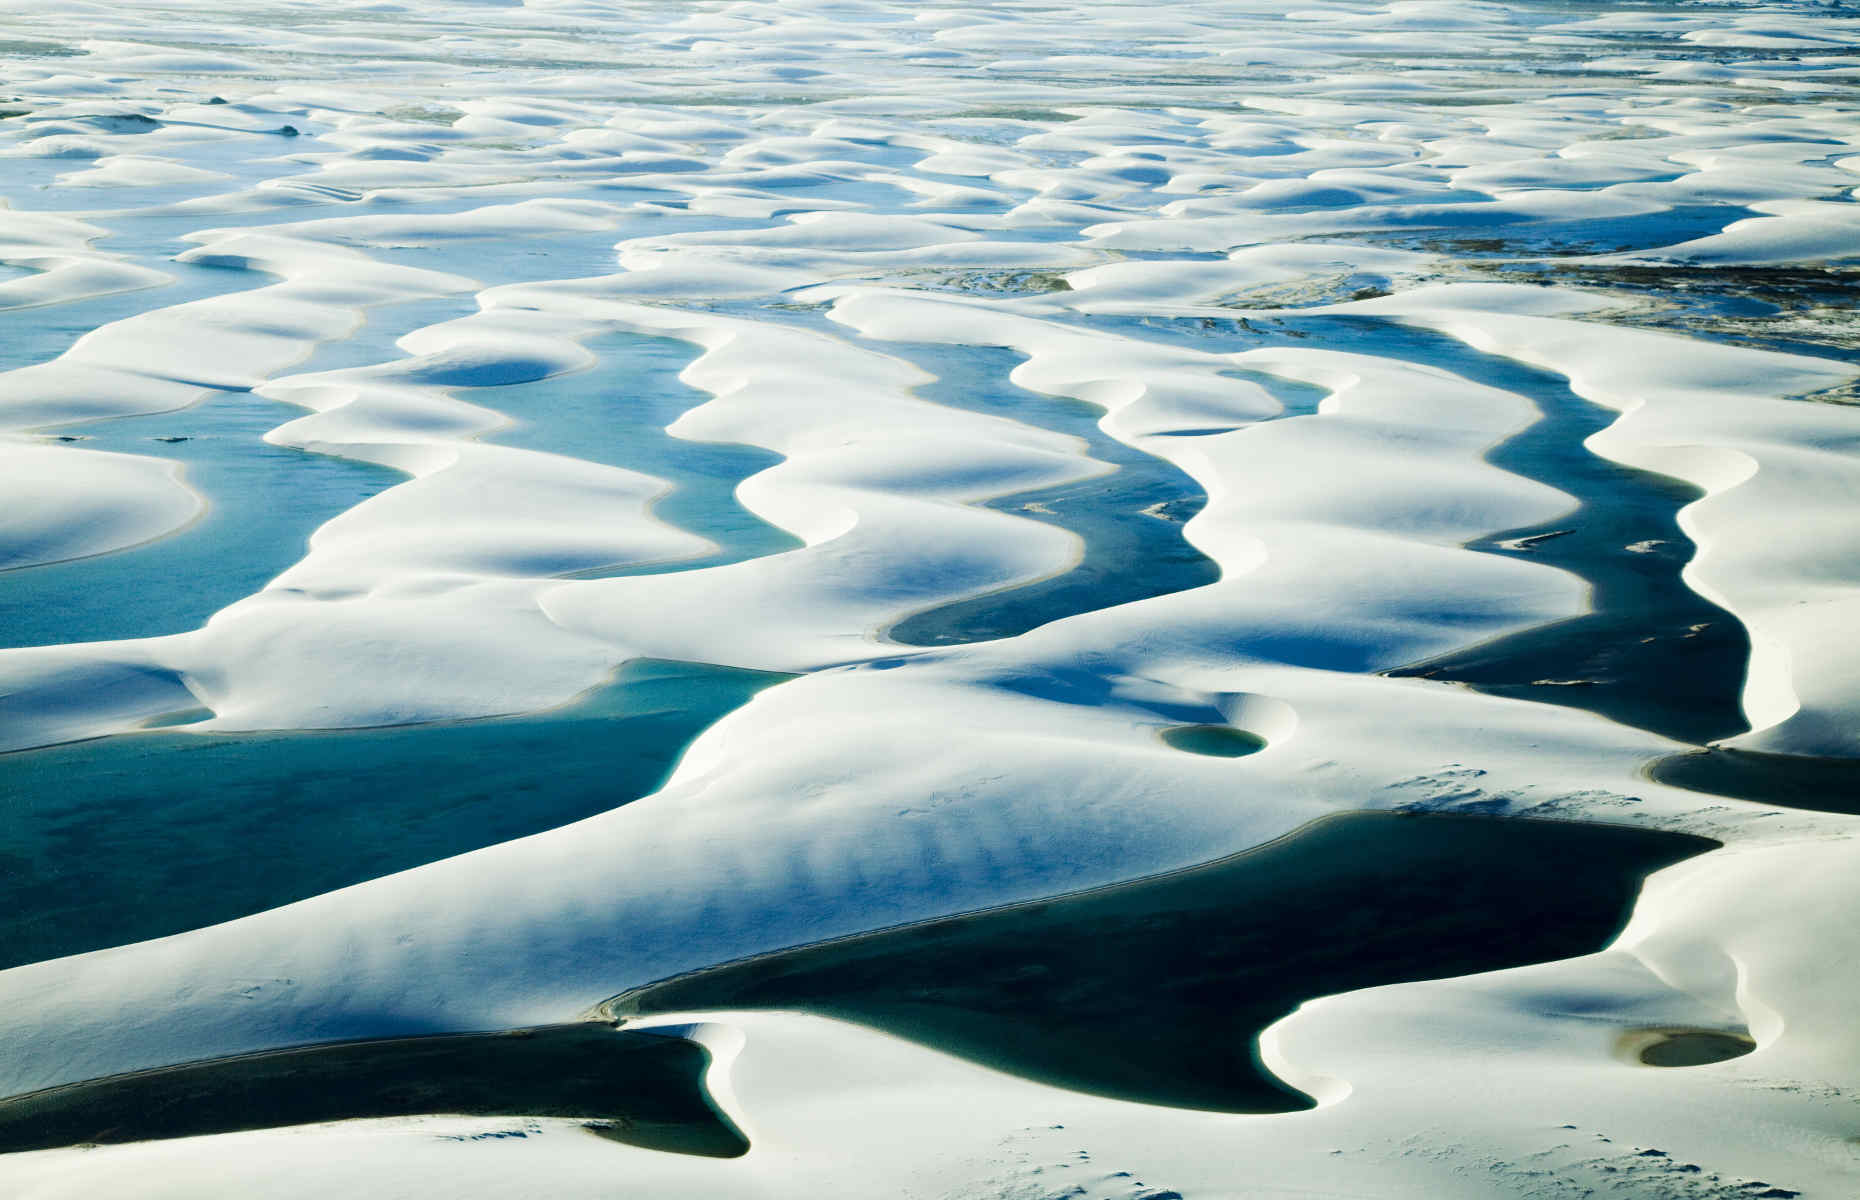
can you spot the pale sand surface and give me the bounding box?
[1,1,1858,1196]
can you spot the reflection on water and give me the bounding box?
[1345,316,1750,746]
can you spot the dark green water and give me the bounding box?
[1091,312,1752,745]
[882,342,1221,646]
[1336,318,1750,746]
[1636,1029,1754,1068]
[0,659,789,969]
[1162,724,1267,757]
[1648,747,1860,815]
[0,1023,746,1158]
[609,811,1716,1113]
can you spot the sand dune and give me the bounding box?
[1,0,1858,1196]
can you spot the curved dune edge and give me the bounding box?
[0,202,168,314]
[621,1017,754,1149]
[1,237,1842,1191]
[1064,270,1860,758]
[0,264,1659,1086]
[0,441,202,573]
[1334,285,1860,759]
[0,228,479,658]
[0,0,1858,1195]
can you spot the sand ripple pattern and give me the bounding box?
[1,1,1859,1196]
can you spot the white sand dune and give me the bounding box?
[0,441,200,573]
[2,0,1859,1196]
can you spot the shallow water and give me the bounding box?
[1489,262,1860,367]
[0,260,238,377]
[1634,1029,1756,1069]
[0,394,402,649]
[474,330,803,576]
[1366,204,1767,260]
[0,659,788,968]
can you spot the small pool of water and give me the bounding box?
[1630,1028,1756,1068]
[1162,724,1268,757]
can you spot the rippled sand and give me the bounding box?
[1,0,1858,1196]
